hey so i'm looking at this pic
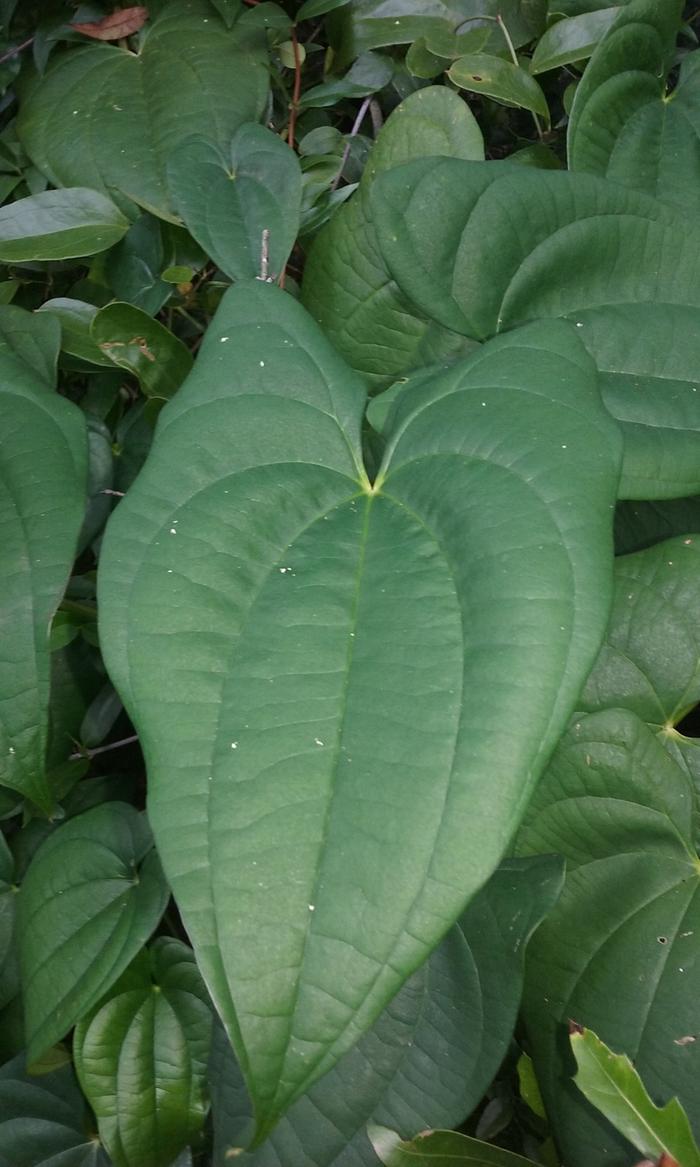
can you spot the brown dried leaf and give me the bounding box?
[71,6,148,41]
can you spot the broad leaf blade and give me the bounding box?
[0,188,128,260]
[0,311,87,811]
[98,283,620,1138]
[19,802,169,1062]
[530,8,620,74]
[17,1,269,221]
[571,1027,700,1167]
[74,938,213,1167]
[211,855,564,1165]
[370,158,700,498]
[567,0,690,209]
[302,86,483,388]
[448,54,549,119]
[168,125,302,281]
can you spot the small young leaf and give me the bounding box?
[91,302,193,400]
[19,802,169,1062]
[0,188,129,261]
[448,54,549,119]
[74,939,213,1167]
[167,124,302,281]
[368,1124,540,1165]
[570,1027,700,1167]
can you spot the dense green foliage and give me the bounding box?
[1,1,700,1165]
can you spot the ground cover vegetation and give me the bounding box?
[1,0,700,1164]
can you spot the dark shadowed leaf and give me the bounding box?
[72,7,149,40]
[91,301,193,399]
[19,802,169,1062]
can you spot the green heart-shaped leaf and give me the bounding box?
[168,125,302,282]
[0,188,129,261]
[370,158,700,498]
[74,939,213,1167]
[17,0,269,222]
[98,280,620,1137]
[302,86,483,389]
[19,802,170,1062]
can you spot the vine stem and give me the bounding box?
[496,13,544,141]
[69,734,139,761]
[331,95,372,192]
[0,35,33,65]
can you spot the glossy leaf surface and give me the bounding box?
[168,125,302,282]
[302,86,483,388]
[370,158,700,497]
[210,855,564,1165]
[74,939,213,1167]
[17,0,269,221]
[0,309,87,811]
[19,802,169,1063]
[530,8,619,74]
[571,1027,700,1167]
[448,55,548,119]
[0,188,128,260]
[98,280,620,1137]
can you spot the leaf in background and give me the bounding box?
[297,0,351,19]
[530,8,620,73]
[105,214,172,316]
[0,1053,111,1167]
[211,855,564,1165]
[368,1125,539,1166]
[17,1,269,222]
[74,938,213,1167]
[72,6,149,40]
[567,1,694,212]
[570,1027,700,1167]
[299,52,394,109]
[370,158,700,498]
[78,415,115,553]
[98,279,620,1137]
[19,802,170,1063]
[37,298,113,366]
[92,302,193,400]
[0,188,129,261]
[0,308,87,812]
[330,0,546,71]
[168,124,302,282]
[614,497,700,556]
[302,85,483,388]
[0,833,18,1013]
[449,55,549,120]
[517,707,700,1167]
[581,536,700,726]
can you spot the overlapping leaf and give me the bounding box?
[74,939,213,1167]
[0,188,128,260]
[0,308,87,812]
[369,1125,539,1166]
[17,0,269,221]
[0,1053,111,1167]
[302,86,483,388]
[210,856,563,1165]
[518,537,700,1167]
[370,158,700,497]
[98,279,620,1138]
[567,0,695,213]
[19,802,169,1062]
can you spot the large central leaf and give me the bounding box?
[98,283,621,1139]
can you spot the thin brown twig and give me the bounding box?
[0,35,34,65]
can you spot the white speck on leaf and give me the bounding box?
[231,742,238,749]
[308,904,315,910]
[220,336,229,342]
[314,738,324,746]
